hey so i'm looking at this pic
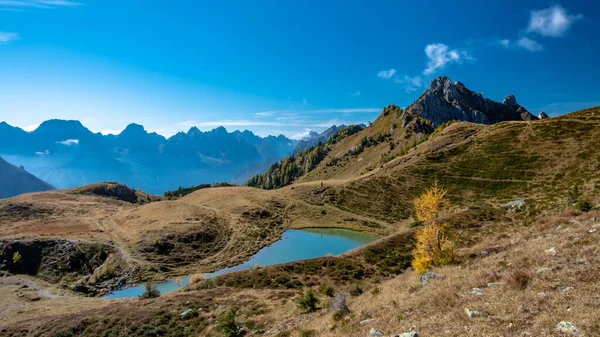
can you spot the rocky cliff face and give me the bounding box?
[406,76,538,126]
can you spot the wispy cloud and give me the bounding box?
[377,68,397,79]
[394,75,423,93]
[0,32,19,43]
[496,5,581,53]
[56,139,79,146]
[350,91,361,97]
[0,0,82,9]
[378,43,471,92]
[527,5,582,37]
[254,108,380,118]
[516,37,544,52]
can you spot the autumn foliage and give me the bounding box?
[412,181,456,274]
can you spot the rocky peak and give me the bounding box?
[405,76,538,127]
[538,111,549,119]
[502,94,518,106]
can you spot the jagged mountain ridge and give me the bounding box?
[0,121,297,194]
[248,76,545,189]
[292,125,345,154]
[0,155,55,198]
[406,76,538,126]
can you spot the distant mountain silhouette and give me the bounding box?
[0,155,54,198]
[0,121,297,194]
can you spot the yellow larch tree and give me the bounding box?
[412,180,456,274]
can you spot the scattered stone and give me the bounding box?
[360,319,375,326]
[545,247,557,256]
[185,300,191,305]
[480,250,491,256]
[487,282,500,288]
[370,328,384,337]
[556,321,578,334]
[504,199,525,212]
[180,309,194,320]
[465,308,481,318]
[561,287,573,293]
[568,219,581,225]
[420,272,444,286]
[589,229,597,234]
[537,267,552,273]
[537,292,546,297]
[592,216,597,222]
[330,293,349,317]
[395,327,419,337]
[556,225,563,230]
[267,329,281,335]
[470,288,484,296]
[252,329,266,335]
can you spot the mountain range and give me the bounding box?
[0,121,297,195]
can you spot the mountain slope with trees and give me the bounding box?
[0,155,54,198]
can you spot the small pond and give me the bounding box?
[104,228,379,299]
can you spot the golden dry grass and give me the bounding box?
[291,210,600,337]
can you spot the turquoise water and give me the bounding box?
[103,228,379,299]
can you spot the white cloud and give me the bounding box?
[394,75,423,93]
[499,39,511,48]
[22,123,39,131]
[288,129,314,140]
[35,150,49,155]
[423,43,470,75]
[377,68,397,79]
[0,32,18,43]
[527,5,582,37]
[350,91,361,96]
[56,139,79,146]
[517,37,544,52]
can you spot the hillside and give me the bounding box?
[0,156,54,199]
[0,121,297,194]
[247,76,544,190]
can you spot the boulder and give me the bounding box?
[556,321,578,334]
[369,328,384,337]
[504,199,525,212]
[420,272,444,286]
[395,327,418,337]
[330,292,349,317]
[180,309,194,320]
[465,308,481,318]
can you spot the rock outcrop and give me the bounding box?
[538,111,549,119]
[406,76,538,127]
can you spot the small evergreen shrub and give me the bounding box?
[321,284,335,297]
[219,308,243,337]
[297,289,319,313]
[139,283,160,299]
[348,284,363,296]
[300,330,315,337]
[574,197,593,212]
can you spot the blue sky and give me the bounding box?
[0,1,599,139]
